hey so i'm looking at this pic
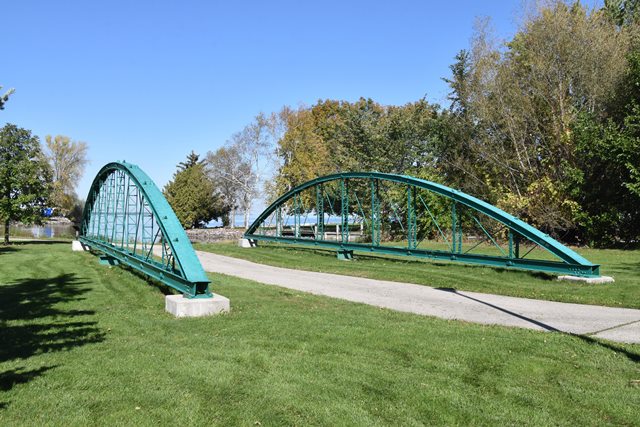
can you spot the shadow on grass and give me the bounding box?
[435,287,640,364]
[617,262,640,275]
[4,240,72,245]
[0,246,18,255]
[0,273,105,398]
[118,264,176,296]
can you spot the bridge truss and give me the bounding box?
[245,172,601,277]
[80,161,211,298]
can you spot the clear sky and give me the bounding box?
[3,0,525,200]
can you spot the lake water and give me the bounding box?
[2,223,77,239]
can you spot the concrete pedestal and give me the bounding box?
[165,294,230,318]
[558,275,615,284]
[71,240,89,251]
[238,238,256,248]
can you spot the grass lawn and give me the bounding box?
[1,243,639,425]
[194,242,640,309]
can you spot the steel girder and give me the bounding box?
[245,172,601,277]
[80,161,211,297]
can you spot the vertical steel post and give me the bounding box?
[276,206,282,237]
[508,230,514,259]
[110,170,125,244]
[371,178,380,246]
[294,193,300,238]
[102,173,115,239]
[121,175,130,249]
[458,212,463,254]
[451,202,457,253]
[341,178,349,244]
[91,188,100,237]
[408,185,417,250]
[316,184,324,240]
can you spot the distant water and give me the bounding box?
[207,213,356,228]
[3,223,77,239]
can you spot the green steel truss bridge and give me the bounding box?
[245,172,601,278]
[80,161,211,298]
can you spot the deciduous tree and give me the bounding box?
[205,145,251,227]
[45,135,88,215]
[0,124,51,244]
[0,85,14,110]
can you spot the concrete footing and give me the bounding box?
[558,275,615,284]
[71,240,89,251]
[165,294,231,318]
[238,238,256,248]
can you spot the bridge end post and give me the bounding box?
[71,240,90,252]
[558,275,615,284]
[337,249,354,260]
[238,238,257,248]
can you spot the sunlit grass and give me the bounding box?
[195,241,640,309]
[0,243,639,425]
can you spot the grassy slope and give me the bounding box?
[0,243,639,425]
[195,242,640,309]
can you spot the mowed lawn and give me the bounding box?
[1,243,639,425]
[195,242,640,309]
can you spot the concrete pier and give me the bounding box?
[165,294,230,318]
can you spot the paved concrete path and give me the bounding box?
[195,251,640,344]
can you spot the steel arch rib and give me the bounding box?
[245,172,598,276]
[80,161,210,296]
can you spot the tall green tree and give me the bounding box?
[442,2,634,237]
[45,135,89,215]
[0,124,51,244]
[163,153,225,229]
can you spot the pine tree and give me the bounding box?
[163,153,226,228]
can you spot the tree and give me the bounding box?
[163,153,225,229]
[178,150,204,171]
[45,135,88,215]
[441,3,633,235]
[0,85,14,110]
[0,124,51,244]
[205,145,251,228]
[231,112,283,228]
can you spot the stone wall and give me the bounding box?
[186,228,244,243]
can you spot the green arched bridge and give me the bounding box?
[245,172,600,277]
[80,161,211,298]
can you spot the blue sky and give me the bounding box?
[3,1,524,199]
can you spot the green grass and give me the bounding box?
[194,242,640,309]
[0,243,639,425]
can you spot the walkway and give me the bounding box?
[196,251,640,344]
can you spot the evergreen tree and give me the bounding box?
[178,150,204,171]
[163,153,225,228]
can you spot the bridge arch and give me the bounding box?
[80,161,211,297]
[246,172,600,277]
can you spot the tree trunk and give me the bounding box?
[244,208,250,230]
[4,219,9,245]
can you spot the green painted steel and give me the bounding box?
[80,161,211,298]
[245,172,601,277]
